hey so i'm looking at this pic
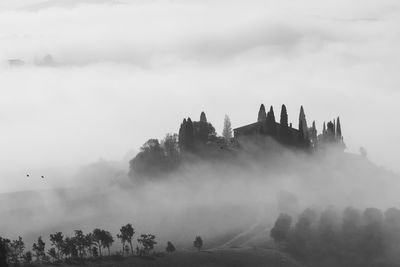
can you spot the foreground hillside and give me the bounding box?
[57,248,304,267]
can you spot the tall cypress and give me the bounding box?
[266,106,277,136]
[336,117,342,139]
[298,106,309,141]
[178,119,187,148]
[200,112,207,123]
[280,104,289,141]
[280,104,288,127]
[185,118,194,150]
[258,104,267,122]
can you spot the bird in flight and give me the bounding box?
[41,176,45,179]
[26,174,30,177]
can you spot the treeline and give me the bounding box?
[0,224,161,266]
[129,112,233,179]
[270,207,400,267]
[0,224,205,267]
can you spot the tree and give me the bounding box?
[336,117,342,139]
[162,134,179,159]
[193,236,203,251]
[166,241,176,253]
[298,106,309,145]
[10,236,24,265]
[101,231,114,256]
[178,119,187,149]
[47,248,57,263]
[22,251,32,265]
[258,104,267,122]
[49,232,64,260]
[194,112,216,143]
[266,106,277,136]
[118,224,135,256]
[92,229,104,257]
[200,111,207,123]
[74,230,86,259]
[61,237,77,259]
[85,233,94,258]
[0,238,9,267]
[288,209,316,260]
[362,208,385,260]
[32,236,46,263]
[129,138,166,177]
[185,118,195,149]
[222,115,233,140]
[280,104,288,127]
[270,213,292,247]
[137,234,157,256]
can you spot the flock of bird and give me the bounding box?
[26,174,45,179]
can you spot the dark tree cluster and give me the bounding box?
[130,111,222,179]
[270,207,400,267]
[129,134,180,179]
[0,223,172,266]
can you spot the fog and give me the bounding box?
[1,138,400,252]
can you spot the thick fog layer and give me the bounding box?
[1,140,399,251]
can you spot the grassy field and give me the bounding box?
[56,248,304,267]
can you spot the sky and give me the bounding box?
[0,0,400,192]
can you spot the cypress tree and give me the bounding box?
[185,118,194,150]
[298,106,309,142]
[200,112,207,123]
[280,104,288,127]
[280,104,289,141]
[323,122,326,135]
[327,121,335,142]
[178,119,187,148]
[266,106,277,136]
[336,117,342,139]
[258,104,267,122]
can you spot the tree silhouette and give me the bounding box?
[50,232,63,260]
[336,117,342,139]
[298,106,309,145]
[32,236,45,263]
[137,234,157,256]
[118,224,135,256]
[257,104,267,122]
[166,241,176,253]
[200,111,207,123]
[279,104,289,141]
[22,251,32,265]
[74,230,86,259]
[266,106,277,136]
[101,231,114,256]
[280,104,288,127]
[222,115,233,140]
[10,236,24,265]
[92,229,104,257]
[0,238,9,267]
[185,118,195,149]
[270,213,292,247]
[193,236,203,251]
[47,248,57,263]
[178,118,187,149]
